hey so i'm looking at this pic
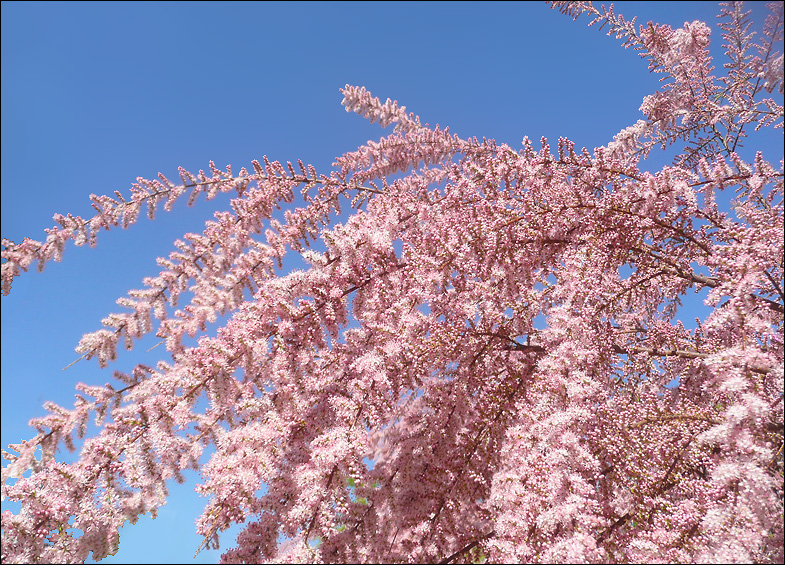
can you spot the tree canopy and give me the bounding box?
[2,1,783,563]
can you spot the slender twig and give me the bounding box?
[503,341,772,375]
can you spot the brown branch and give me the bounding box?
[304,464,338,545]
[502,341,772,375]
[628,414,720,429]
[438,530,496,564]
[655,432,698,496]
[597,512,631,544]
[634,241,784,315]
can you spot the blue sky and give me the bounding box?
[1,1,781,563]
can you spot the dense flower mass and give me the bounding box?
[2,2,783,563]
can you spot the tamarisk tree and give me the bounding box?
[2,1,783,563]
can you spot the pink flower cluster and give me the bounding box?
[2,2,783,563]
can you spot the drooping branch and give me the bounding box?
[634,243,785,314]
[502,340,773,375]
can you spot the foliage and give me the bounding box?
[2,2,784,563]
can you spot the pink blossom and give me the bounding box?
[2,2,784,563]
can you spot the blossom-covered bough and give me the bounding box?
[2,2,783,563]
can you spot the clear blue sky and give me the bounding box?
[1,2,780,563]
